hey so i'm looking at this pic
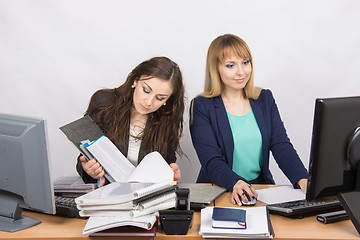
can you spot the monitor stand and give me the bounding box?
[0,195,41,232]
[338,158,360,235]
[339,191,360,235]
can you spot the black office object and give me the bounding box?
[267,199,343,218]
[176,188,190,210]
[339,191,360,234]
[59,115,115,183]
[316,210,348,224]
[55,196,85,219]
[269,96,360,221]
[59,115,103,151]
[159,188,194,235]
[306,96,360,201]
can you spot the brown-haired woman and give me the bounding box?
[77,56,185,184]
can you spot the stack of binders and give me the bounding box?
[76,181,177,236]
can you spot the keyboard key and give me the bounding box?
[55,195,86,219]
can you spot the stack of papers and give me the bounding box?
[60,116,177,236]
[54,175,97,197]
[200,206,273,239]
[84,213,158,236]
[78,181,177,235]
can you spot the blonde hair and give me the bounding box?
[200,34,261,99]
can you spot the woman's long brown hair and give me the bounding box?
[86,56,184,160]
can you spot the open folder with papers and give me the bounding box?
[60,115,174,183]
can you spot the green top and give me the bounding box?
[227,110,263,181]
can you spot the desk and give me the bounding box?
[0,185,359,240]
[212,185,360,240]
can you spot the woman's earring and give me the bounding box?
[163,102,166,106]
[131,84,135,89]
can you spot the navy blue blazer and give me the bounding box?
[190,89,308,191]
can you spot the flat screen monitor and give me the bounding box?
[306,96,360,202]
[0,113,55,232]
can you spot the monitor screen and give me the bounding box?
[0,113,55,232]
[306,96,360,201]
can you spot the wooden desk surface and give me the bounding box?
[1,185,359,240]
[214,185,360,240]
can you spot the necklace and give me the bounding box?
[130,108,147,128]
[130,119,146,128]
[224,97,248,116]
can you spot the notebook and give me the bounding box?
[83,212,158,235]
[177,183,226,208]
[77,185,177,211]
[75,181,174,205]
[79,198,176,218]
[200,206,274,239]
[89,224,157,237]
[212,207,246,229]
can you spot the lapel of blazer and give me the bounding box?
[214,96,234,166]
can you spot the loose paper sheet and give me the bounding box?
[256,185,305,205]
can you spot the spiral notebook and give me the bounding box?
[75,181,175,205]
[83,212,158,235]
[79,197,176,218]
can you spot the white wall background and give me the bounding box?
[1,0,360,185]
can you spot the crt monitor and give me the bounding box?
[306,96,360,202]
[0,113,55,232]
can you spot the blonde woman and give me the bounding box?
[190,34,307,206]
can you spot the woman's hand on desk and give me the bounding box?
[297,178,308,193]
[170,163,181,181]
[80,156,105,179]
[232,180,258,206]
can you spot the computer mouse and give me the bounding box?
[241,191,257,206]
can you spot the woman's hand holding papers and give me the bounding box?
[170,163,181,181]
[80,156,105,179]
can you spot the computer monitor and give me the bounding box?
[306,96,360,202]
[0,113,55,232]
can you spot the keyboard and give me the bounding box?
[55,195,85,219]
[267,199,343,218]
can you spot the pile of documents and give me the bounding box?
[54,175,97,198]
[200,206,274,239]
[76,181,177,235]
[60,115,178,236]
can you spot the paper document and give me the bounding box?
[127,151,174,183]
[85,137,174,183]
[256,185,305,205]
[200,206,273,239]
[83,212,158,235]
[75,181,174,205]
[84,136,135,182]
